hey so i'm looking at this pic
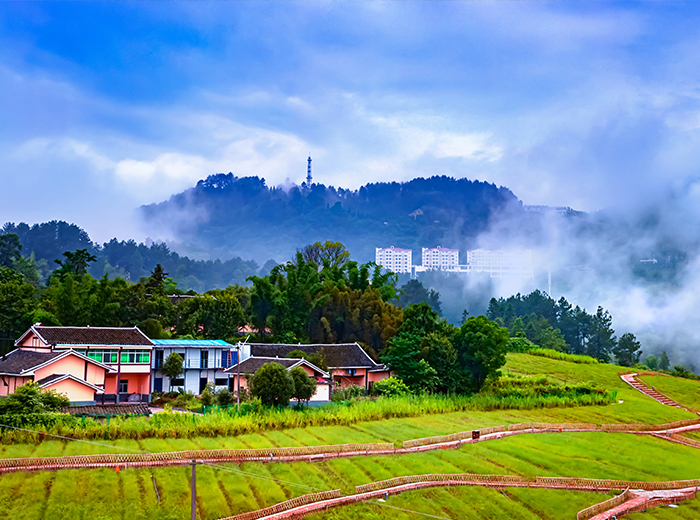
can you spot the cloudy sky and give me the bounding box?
[2,1,700,242]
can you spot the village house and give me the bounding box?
[231,343,391,391]
[151,339,236,394]
[224,356,333,402]
[3,325,154,403]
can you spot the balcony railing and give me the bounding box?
[153,360,233,370]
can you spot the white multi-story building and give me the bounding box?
[465,249,534,279]
[376,247,413,274]
[422,246,459,271]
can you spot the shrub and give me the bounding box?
[370,377,410,397]
[331,384,365,402]
[0,381,70,415]
[215,388,234,406]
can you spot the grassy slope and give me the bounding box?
[2,353,700,519]
[638,373,700,410]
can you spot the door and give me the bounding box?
[154,377,163,393]
[200,377,208,394]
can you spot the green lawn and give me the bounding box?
[638,373,700,411]
[1,353,699,519]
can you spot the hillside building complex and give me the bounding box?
[378,246,534,280]
[375,246,413,274]
[422,246,459,271]
[465,249,534,279]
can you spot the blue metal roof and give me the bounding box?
[152,339,233,347]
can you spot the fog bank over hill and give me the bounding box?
[142,174,700,368]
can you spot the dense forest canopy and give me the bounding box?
[1,221,263,292]
[141,174,524,263]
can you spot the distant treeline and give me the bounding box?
[1,221,266,292]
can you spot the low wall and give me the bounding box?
[219,490,342,520]
[576,488,630,520]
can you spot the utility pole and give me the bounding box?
[191,459,202,520]
[236,335,250,410]
[236,342,241,409]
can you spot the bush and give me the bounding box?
[370,377,410,397]
[0,381,70,415]
[200,388,215,407]
[331,384,365,402]
[216,388,234,406]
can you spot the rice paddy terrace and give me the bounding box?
[2,353,700,520]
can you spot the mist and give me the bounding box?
[444,181,700,370]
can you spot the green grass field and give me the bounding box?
[1,353,700,519]
[638,373,700,410]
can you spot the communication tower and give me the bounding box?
[306,156,312,185]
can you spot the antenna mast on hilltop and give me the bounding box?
[306,155,312,185]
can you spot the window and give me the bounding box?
[171,378,184,387]
[87,349,118,363]
[200,350,209,369]
[214,378,228,386]
[154,350,164,368]
[118,380,128,393]
[120,350,150,363]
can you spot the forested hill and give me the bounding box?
[0,221,262,292]
[141,174,524,263]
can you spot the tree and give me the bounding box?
[453,315,510,392]
[54,249,97,277]
[178,292,245,340]
[397,279,442,316]
[249,362,295,407]
[289,366,317,404]
[0,233,22,268]
[0,271,37,343]
[162,353,184,391]
[381,332,438,393]
[539,327,567,352]
[588,306,616,362]
[398,302,443,337]
[644,355,658,370]
[659,351,670,371]
[613,332,642,367]
[422,332,460,393]
[298,241,350,268]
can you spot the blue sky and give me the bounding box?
[2,1,700,242]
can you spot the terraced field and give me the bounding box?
[2,353,700,519]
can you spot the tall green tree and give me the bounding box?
[289,366,317,404]
[613,332,642,367]
[54,249,97,277]
[249,362,295,407]
[381,332,438,393]
[659,351,671,371]
[588,306,616,362]
[421,332,460,393]
[0,233,22,268]
[453,315,510,392]
[162,353,184,391]
[178,291,245,340]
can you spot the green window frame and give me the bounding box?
[120,350,151,364]
[87,349,118,363]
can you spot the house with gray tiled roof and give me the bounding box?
[11,324,154,403]
[0,347,114,404]
[224,356,333,402]
[238,343,391,390]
